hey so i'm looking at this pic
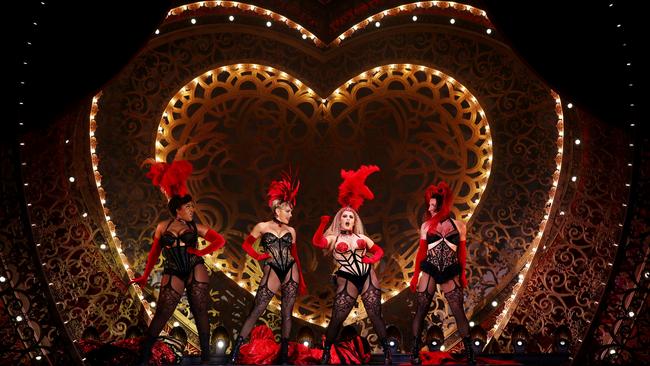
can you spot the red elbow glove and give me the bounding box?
[129,235,161,287]
[242,234,271,261]
[410,239,428,292]
[362,242,384,264]
[312,216,330,249]
[458,239,468,288]
[290,242,307,296]
[188,229,225,256]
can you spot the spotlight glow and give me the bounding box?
[217,340,225,348]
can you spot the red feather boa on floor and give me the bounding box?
[238,325,371,365]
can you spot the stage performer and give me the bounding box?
[312,165,392,365]
[409,182,475,365]
[228,170,307,365]
[129,147,226,365]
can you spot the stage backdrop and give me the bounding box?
[9,1,638,363]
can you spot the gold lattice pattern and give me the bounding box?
[152,63,492,327]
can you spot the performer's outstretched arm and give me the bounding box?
[129,223,163,286]
[290,230,307,295]
[312,215,331,249]
[409,238,428,292]
[361,237,384,264]
[456,220,468,288]
[189,224,226,256]
[241,223,271,261]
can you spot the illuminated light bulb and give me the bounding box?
[190,18,197,24]
[150,302,156,308]
[469,321,475,327]
[173,321,180,327]
[571,176,577,182]
[412,15,418,21]
[440,345,446,351]
[449,18,456,24]
[266,21,272,27]
[303,341,310,347]
[16,316,23,322]
[100,244,107,250]
[486,28,492,34]
[560,211,565,215]
[567,103,573,109]
[475,340,481,346]
[574,139,581,145]
[375,21,381,27]
[302,34,307,39]
[229,15,234,21]
[491,300,498,307]
[36,356,42,361]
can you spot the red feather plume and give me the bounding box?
[143,160,193,199]
[338,165,380,210]
[267,169,300,207]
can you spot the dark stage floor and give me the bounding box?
[171,353,570,365]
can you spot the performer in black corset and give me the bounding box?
[312,165,392,365]
[130,153,226,365]
[409,182,475,365]
[228,170,307,365]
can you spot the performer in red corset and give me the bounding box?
[130,148,226,365]
[312,165,392,365]
[409,182,475,365]
[228,170,307,365]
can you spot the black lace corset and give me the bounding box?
[160,220,202,277]
[260,232,295,271]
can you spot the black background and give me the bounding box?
[10,1,643,134]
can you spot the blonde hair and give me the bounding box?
[271,200,293,218]
[324,207,365,237]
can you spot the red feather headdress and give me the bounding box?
[142,144,194,200]
[267,169,300,208]
[338,165,380,211]
[424,181,454,232]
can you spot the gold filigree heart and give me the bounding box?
[155,63,492,326]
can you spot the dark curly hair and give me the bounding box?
[168,194,193,216]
